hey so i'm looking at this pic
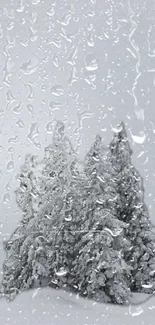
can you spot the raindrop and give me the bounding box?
[25,83,34,100]
[141,283,153,289]
[85,53,98,71]
[5,182,11,191]
[135,108,144,121]
[13,102,23,114]
[87,33,95,47]
[0,145,3,152]
[8,147,14,153]
[27,104,35,116]
[6,90,15,102]
[45,121,54,134]
[67,46,78,66]
[51,85,64,96]
[8,136,19,143]
[52,54,59,67]
[7,21,15,31]
[16,118,24,128]
[3,193,11,204]
[20,56,39,75]
[47,37,61,48]
[27,123,41,149]
[7,160,14,171]
[65,215,72,221]
[32,0,40,4]
[49,101,62,111]
[84,72,96,89]
[130,131,146,144]
[0,170,2,178]
[55,267,67,277]
[58,13,71,26]
[27,123,39,142]
[68,67,78,86]
[47,7,55,17]
[111,124,123,133]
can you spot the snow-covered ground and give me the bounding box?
[0,288,155,325]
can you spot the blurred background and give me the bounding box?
[0,0,155,280]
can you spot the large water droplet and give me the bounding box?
[68,67,78,86]
[13,102,23,114]
[7,160,14,171]
[51,85,64,96]
[27,123,41,149]
[27,104,35,116]
[3,192,11,204]
[58,13,71,26]
[20,56,39,75]
[32,0,40,5]
[16,118,24,128]
[67,46,78,66]
[8,147,14,153]
[45,121,54,134]
[85,53,98,71]
[130,131,146,144]
[25,83,34,100]
[49,101,62,111]
[8,136,19,143]
[52,54,59,68]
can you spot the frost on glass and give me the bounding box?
[1,121,155,306]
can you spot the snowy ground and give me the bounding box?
[0,288,155,325]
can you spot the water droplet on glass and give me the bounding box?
[5,182,11,191]
[16,118,24,128]
[47,7,55,17]
[7,21,15,31]
[58,13,71,26]
[84,71,96,89]
[13,102,23,114]
[8,147,14,153]
[32,0,40,4]
[27,104,35,116]
[47,37,61,48]
[7,160,14,171]
[52,54,59,68]
[49,101,62,111]
[51,85,64,96]
[67,46,78,66]
[68,67,78,86]
[27,123,41,149]
[55,267,67,277]
[20,56,39,75]
[25,83,34,100]
[3,193,11,204]
[8,136,19,144]
[0,145,3,152]
[87,33,95,47]
[45,121,54,134]
[85,53,98,71]
[130,131,146,144]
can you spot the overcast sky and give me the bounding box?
[0,0,155,275]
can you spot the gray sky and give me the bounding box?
[0,0,155,274]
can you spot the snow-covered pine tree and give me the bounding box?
[71,135,132,304]
[109,121,155,293]
[26,121,84,289]
[1,154,44,299]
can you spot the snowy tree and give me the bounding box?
[71,135,132,304]
[109,121,155,293]
[1,154,46,299]
[1,120,83,299]
[35,121,86,288]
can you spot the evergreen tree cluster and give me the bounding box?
[1,121,155,305]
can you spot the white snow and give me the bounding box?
[0,288,154,325]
